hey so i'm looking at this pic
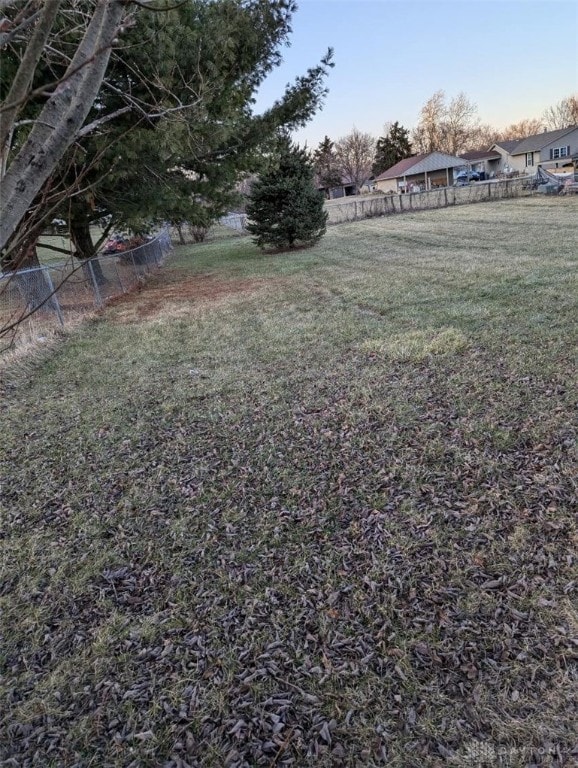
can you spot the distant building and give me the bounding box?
[316,175,356,199]
[489,126,578,177]
[373,152,466,192]
[458,150,502,178]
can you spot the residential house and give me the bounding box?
[317,173,378,198]
[487,139,522,175]
[358,176,377,194]
[316,175,356,199]
[490,126,578,177]
[373,152,466,192]
[458,150,503,178]
[511,125,578,176]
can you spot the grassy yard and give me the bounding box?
[35,227,106,265]
[1,196,577,767]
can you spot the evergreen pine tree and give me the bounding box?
[246,139,327,250]
[313,136,342,191]
[373,122,413,176]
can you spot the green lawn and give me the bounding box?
[1,196,577,766]
[35,226,106,264]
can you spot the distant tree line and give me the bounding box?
[311,92,578,194]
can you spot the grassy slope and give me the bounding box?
[1,197,577,767]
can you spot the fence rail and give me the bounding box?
[220,212,248,231]
[0,229,172,350]
[324,177,535,225]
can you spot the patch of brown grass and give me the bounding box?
[107,269,289,323]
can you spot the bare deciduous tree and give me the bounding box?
[335,127,375,193]
[412,90,479,155]
[543,94,578,130]
[465,123,502,151]
[412,90,445,154]
[440,92,479,155]
[500,118,545,140]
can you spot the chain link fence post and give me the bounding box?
[86,259,103,307]
[42,268,64,327]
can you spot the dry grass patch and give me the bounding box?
[360,327,469,361]
[107,269,289,324]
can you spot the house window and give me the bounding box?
[526,152,534,166]
[550,146,570,159]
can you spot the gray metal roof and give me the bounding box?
[460,150,501,161]
[509,126,577,154]
[377,151,465,180]
[492,139,522,153]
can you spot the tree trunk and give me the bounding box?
[70,211,107,286]
[70,212,97,260]
[0,0,62,174]
[0,0,127,252]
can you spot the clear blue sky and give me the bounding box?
[254,0,578,148]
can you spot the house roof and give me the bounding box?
[509,126,577,154]
[374,154,427,180]
[374,152,464,181]
[315,174,356,189]
[492,139,522,154]
[459,150,501,161]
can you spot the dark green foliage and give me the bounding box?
[373,121,413,176]
[312,135,342,191]
[246,139,327,250]
[2,1,333,262]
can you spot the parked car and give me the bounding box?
[102,235,128,254]
[455,171,481,185]
[103,233,154,256]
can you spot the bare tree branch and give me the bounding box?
[543,94,578,130]
[0,6,42,47]
[76,105,133,138]
[102,77,204,122]
[0,0,32,12]
[0,42,123,118]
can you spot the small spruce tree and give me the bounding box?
[246,138,327,250]
[313,136,342,192]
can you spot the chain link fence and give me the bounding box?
[220,213,248,232]
[0,229,172,350]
